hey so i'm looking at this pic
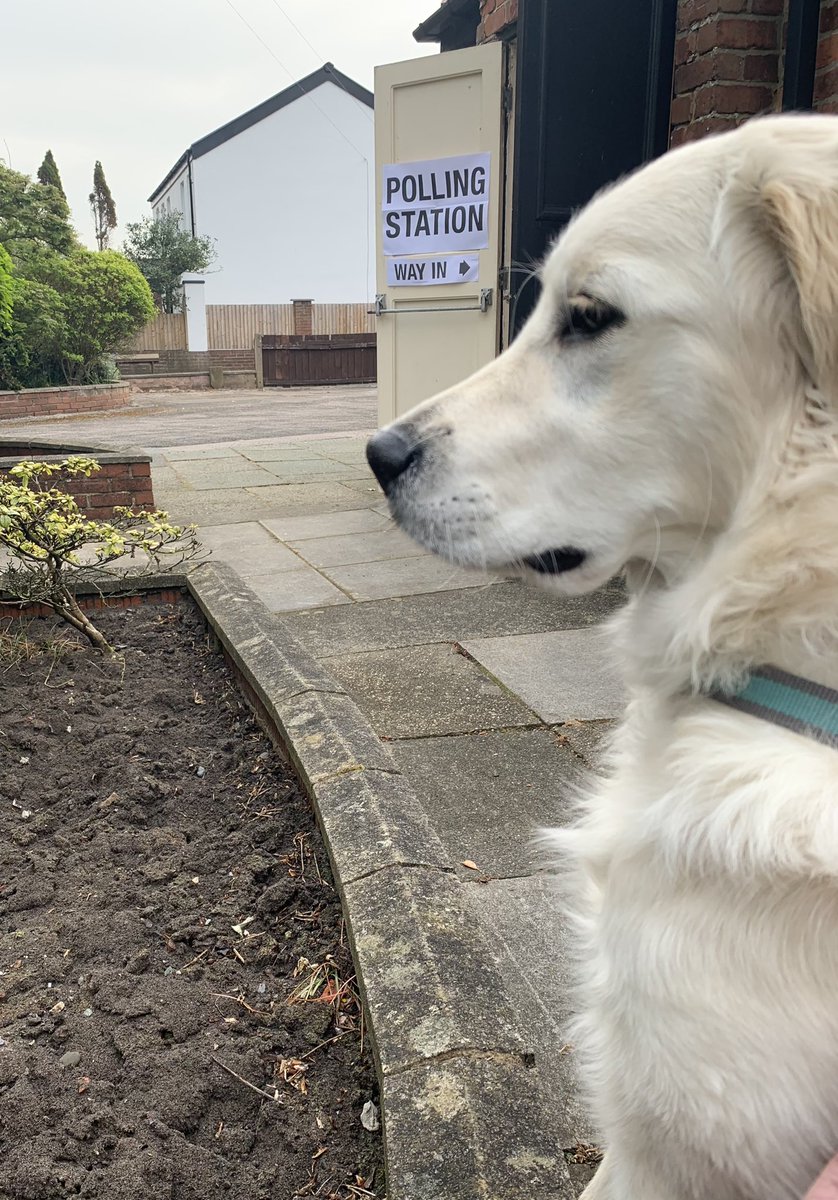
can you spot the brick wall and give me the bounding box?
[477,0,518,41]
[815,0,838,109]
[671,0,785,145]
[0,451,155,518]
[0,383,131,421]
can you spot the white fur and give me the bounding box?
[375,115,838,1198]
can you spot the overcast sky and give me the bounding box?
[3,0,436,249]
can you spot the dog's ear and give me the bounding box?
[761,166,838,387]
[716,119,838,393]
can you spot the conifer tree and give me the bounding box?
[37,149,66,198]
[89,160,117,250]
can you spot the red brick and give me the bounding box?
[698,16,778,52]
[693,81,772,115]
[817,30,838,70]
[749,0,783,12]
[482,4,511,36]
[743,52,779,81]
[681,113,740,141]
[814,62,838,106]
[821,1,838,35]
[670,93,694,124]
[675,53,719,90]
[129,463,151,478]
[716,49,748,78]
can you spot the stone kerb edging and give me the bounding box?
[188,561,572,1200]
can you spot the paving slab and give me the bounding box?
[390,728,585,877]
[260,458,370,481]
[170,462,282,490]
[464,874,600,1150]
[321,555,495,602]
[261,508,389,542]
[198,522,303,573]
[284,581,625,658]
[240,482,373,513]
[462,628,626,723]
[323,644,540,738]
[164,446,243,461]
[238,568,350,612]
[556,719,616,771]
[293,527,427,569]
[155,485,301,526]
[240,446,334,463]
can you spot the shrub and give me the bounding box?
[0,457,203,654]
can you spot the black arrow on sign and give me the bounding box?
[459,260,470,276]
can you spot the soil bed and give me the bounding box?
[0,601,383,1200]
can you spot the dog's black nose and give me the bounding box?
[366,426,421,493]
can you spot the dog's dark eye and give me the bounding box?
[559,297,624,342]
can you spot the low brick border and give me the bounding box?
[0,563,574,1198]
[0,382,131,420]
[0,439,154,518]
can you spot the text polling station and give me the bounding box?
[381,153,491,275]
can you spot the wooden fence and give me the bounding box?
[262,334,376,387]
[123,302,374,353]
[124,312,187,352]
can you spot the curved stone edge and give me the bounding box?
[187,562,576,1199]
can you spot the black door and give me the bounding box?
[509,0,677,332]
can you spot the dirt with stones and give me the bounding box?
[0,601,383,1200]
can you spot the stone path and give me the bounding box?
[3,387,626,1188]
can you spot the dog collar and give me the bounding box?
[710,666,838,750]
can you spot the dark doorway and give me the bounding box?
[509,0,678,332]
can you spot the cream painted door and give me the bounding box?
[374,43,504,424]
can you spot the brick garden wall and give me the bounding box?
[0,383,131,421]
[0,450,154,518]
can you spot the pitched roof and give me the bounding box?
[414,0,477,42]
[148,62,373,203]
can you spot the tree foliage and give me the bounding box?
[37,150,66,199]
[0,158,154,389]
[0,162,75,260]
[122,211,215,312]
[0,457,202,654]
[0,243,13,330]
[90,160,117,251]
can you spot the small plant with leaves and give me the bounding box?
[0,456,203,654]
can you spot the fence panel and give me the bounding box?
[126,302,375,353]
[121,312,187,353]
[311,303,375,335]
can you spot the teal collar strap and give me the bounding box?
[711,666,838,749]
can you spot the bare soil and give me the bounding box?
[0,601,383,1200]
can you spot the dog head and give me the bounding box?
[367,115,838,596]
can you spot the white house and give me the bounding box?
[148,63,375,305]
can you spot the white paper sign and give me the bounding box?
[387,254,479,286]
[381,153,490,256]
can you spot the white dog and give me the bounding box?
[366,114,838,1199]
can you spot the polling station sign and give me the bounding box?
[382,152,490,256]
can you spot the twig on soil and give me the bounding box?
[181,947,210,972]
[211,1055,282,1104]
[211,991,273,1018]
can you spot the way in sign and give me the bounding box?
[387,254,479,287]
